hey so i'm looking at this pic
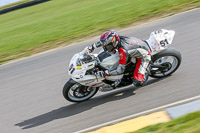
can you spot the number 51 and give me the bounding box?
[160,39,169,47]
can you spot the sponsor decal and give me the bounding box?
[76,65,82,69]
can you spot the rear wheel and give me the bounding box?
[63,79,98,102]
[150,47,181,78]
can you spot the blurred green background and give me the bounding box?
[0,0,199,64]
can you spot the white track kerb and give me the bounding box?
[75,95,200,133]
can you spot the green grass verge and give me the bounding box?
[0,0,200,64]
[133,111,200,133]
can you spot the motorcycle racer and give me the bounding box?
[87,30,151,87]
[64,29,181,102]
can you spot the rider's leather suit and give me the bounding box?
[92,36,151,84]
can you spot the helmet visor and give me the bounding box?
[103,42,113,52]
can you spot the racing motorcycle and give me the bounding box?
[63,29,182,102]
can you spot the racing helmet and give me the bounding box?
[100,30,120,52]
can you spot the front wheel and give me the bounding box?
[63,79,99,102]
[150,47,182,78]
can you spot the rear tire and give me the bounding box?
[63,79,98,102]
[150,47,182,78]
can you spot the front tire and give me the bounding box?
[63,79,98,102]
[150,47,182,78]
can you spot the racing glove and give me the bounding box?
[87,43,95,53]
[88,41,102,53]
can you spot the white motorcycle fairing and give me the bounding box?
[68,47,123,88]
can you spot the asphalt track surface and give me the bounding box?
[0,8,200,133]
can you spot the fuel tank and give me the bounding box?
[97,51,119,70]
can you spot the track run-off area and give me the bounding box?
[0,8,200,133]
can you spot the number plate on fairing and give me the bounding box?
[146,29,175,54]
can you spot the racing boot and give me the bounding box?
[132,72,149,87]
[132,79,143,87]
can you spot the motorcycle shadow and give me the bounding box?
[15,77,168,129]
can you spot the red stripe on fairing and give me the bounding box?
[133,58,144,82]
[92,82,103,86]
[118,48,126,65]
